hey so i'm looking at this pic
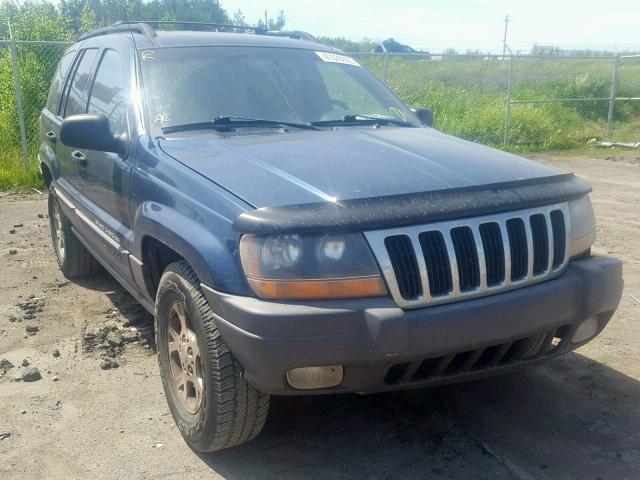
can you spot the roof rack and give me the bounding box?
[125,20,266,33]
[77,20,317,44]
[263,30,317,42]
[77,22,158,42]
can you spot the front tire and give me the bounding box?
[156,261,269,452]
[48,186,100,278]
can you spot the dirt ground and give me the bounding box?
[1,150,639,480]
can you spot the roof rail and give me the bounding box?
[125,20,266,33]
[77,20,318,44]
[263,30,317,42]
[77,22,158,42]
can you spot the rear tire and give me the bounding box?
[156,261,269,452]
[48,186,100,278]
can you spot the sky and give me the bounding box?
[221,0,640,53]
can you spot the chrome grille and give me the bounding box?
[364,202,571,309]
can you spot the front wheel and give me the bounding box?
[156,261,269,452]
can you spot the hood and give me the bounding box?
[159,127,560,208]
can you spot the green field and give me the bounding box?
[354,53,640,148]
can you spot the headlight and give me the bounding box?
[569,195,596,258]
[239,233,387,300]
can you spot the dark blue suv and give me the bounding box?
[39,22,623,452]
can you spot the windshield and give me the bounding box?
[138,46,420,135]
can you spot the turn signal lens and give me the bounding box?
[247,276,387,300]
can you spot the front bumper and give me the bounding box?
[201,256,623,395]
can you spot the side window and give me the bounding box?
[64,48,99,117]
[87,50,128,137]
[46,50,75,115]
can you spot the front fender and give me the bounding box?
[133,202,249,295]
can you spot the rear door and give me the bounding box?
[39,49,77,181]
[56,47,100,190]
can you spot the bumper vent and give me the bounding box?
[364,202,571,309]
[384,324,574,386]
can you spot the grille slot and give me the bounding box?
[365,203,570,309]
[419,231,452,296]
[479,222,505,286]
[384,235,422,299]
[530,214,549,275]
[550,210,566,267]
[507,218,528,280]
[450,226,480,291]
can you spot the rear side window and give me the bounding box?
[64,48,99,117]
[87,50,128,137]
[46,50,75,115]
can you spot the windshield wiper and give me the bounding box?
[161,116,319,134]
[312,114,415,128]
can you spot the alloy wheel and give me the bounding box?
[166,302,204,415]
[51,199,65,261]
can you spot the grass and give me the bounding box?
[355,54,640,148]
[0,148,43,191]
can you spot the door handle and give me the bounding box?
[45,130,56,143]
[71,150,86,164]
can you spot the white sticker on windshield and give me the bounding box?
[315,51,360,67]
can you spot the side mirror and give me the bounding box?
[60,113,126,156]
[412,107,433,127]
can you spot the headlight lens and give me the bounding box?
[569,195,596,258]
[239,233,387,300]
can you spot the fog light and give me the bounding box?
[286,365,343,390]
[572,315,599,343]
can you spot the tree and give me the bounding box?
[232,9,246,26]
[256,10,285,31]
[317,37,378,53]
[531,44,561,56]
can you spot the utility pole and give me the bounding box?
[264,10,268,28]
[502,14,510,56]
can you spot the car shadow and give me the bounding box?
[193,353,640,480]
[70,269,155,344]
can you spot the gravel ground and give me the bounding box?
[1,151,639,480]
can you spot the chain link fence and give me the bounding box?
[0,39,72,173]
[352,51,640,147]
[0,41,639,177]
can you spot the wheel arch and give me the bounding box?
[133,202,246,300]
[40,161,53,189]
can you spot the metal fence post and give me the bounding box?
[9,26,30,169]
[503,53,514,145]
[606,54,620,137]
[383,53,388,84]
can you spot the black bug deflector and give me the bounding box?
[233,173,591,235]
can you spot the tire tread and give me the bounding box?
[158,261,269,451]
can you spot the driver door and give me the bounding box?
[73,48,135,284]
